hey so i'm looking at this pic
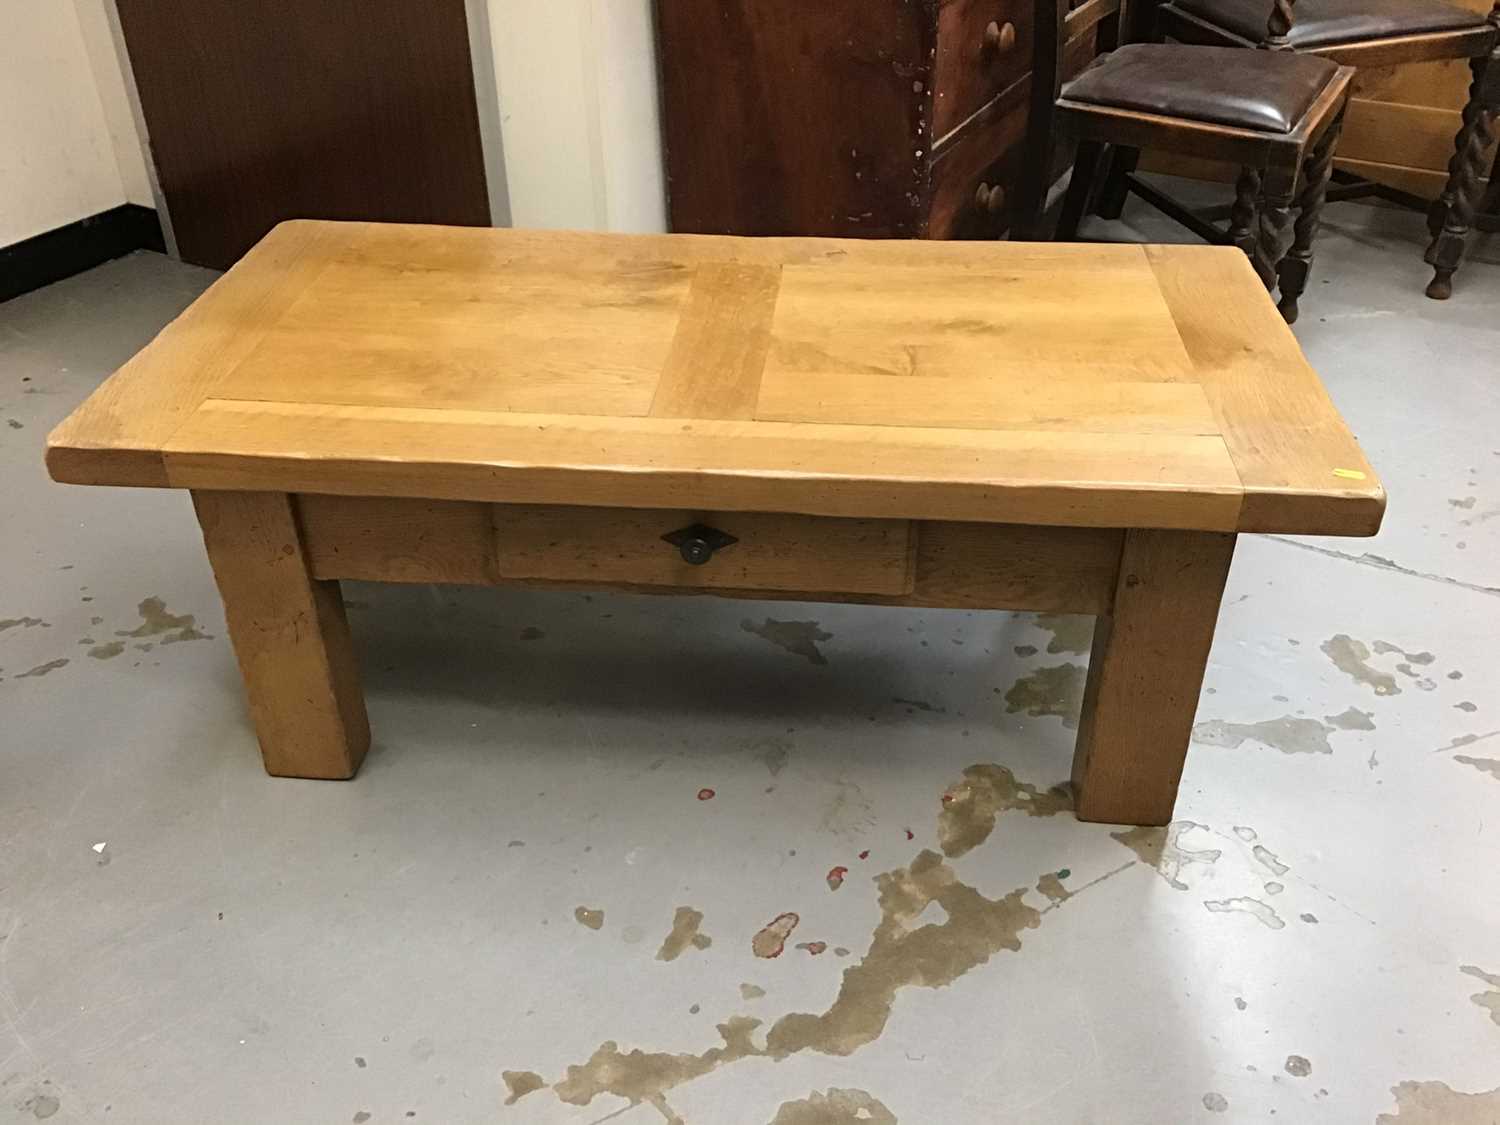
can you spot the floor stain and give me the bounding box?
[519,843,1131,1118]
[1265,881,1285,895]
[1321,634,1400,696]
[1455,755,1500,780]
[1373,640,1436,666]
[1456,701,1479,713]
[1202,1092,1229,1112]
[1285,1054,1312,1077]
[1460,965,1500,1028]
[502,1070,544,1105]
[1377,1080,1500,1123]
[796,941,828,955]
[937,763,1071,857]
[16,658,69,679]
[115,596,210,645]
[20,1093,60,1119]
[741,618,831,665]
[752,913,800,958]
[575,906,604,931]
[892,697,940,713]
[1193,715,1335,755]
[88,640,126,660]
[1013,644,1038,657]
[1233,826,1258,842]
[1035,872,1071,904]
[1252,845,1290,877]
[1034,613,1093,655]
[820,778,876,839]
[1111,822,1221,890]
[656,907,711,961]
[827,866,848,891]
[767,1088,897,1124]
[753,736,792,776]
[1325,706,1376,731]
[1002,663,1086,729]
[0,616,48,633]
[1449,496,1477,509]
[1204,897,1286,930]
[740,983,765,1000]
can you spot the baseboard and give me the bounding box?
[1,204,166,304]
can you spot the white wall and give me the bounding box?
[73,0,155,208]
[0,0,153,247]
[486,0,667,233]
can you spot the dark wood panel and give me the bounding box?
[656,0,935,238]
[117,0,489,270]
[929,79,1032,238]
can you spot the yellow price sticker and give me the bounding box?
[1332,468,1366,480]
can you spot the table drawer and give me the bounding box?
[933,0,1032,141]
[493,505,916,596]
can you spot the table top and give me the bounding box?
[47,220,1383,534]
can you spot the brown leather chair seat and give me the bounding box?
[1063,43,1342,133]
[1170,0,1483,48]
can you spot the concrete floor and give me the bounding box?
[1,199,1497,1125]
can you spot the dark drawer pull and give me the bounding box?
[982,20,1017,54]
[662,524,739,565]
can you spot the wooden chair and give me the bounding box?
[1015,0,1355,322]
[1125,0,1500,299]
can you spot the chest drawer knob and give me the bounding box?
[982,20,1017,54]
[975,182,1007,213]
[662,523,739,565]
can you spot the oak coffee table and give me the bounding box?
[47,221,1384,826]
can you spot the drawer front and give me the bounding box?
[494,506,916,596]
[928,85,1030,239]
[933,0,1033,142]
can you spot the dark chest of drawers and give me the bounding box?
[656,0,1100,240]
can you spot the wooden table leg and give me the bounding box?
[1071,529,1236,825]
[192,490,370,779]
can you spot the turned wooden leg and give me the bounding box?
[1094,145,1139,220]
[1071,529,1236,826]
[1057,140,1106,240]
[1227,166,1263,258]
[1252,168,1297,294]
[193,490,370,779]
[1425,48,1500,300]
[1278,115,1343,325]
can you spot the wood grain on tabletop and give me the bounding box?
[48,221,1384,536]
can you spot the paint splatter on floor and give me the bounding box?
[88,640,125,660]
[1035,872,1071,904]
[574,907,604,931]
[1455,755,1500,781]
[1320,634,1400,696]
[1111,822,1221,891]
[1202,1092,1229,1112]
[1033,613,1093,655]
[16,658,69,679]
[1285,1055,1312,1077]
[115,596,210,644]
[656,907,711,961]
[1204,897,1286,930]
[1001,663,1086,728]
[1325,706,1376,731]
[0,616,48,633]
[740,618,832,665]
[937,764,1071,857]
[767,1088,897,1124]
[740,983,765,1000]
[752,914,800,959]
[1460,965,1500,1027]
[796,941,828,956]
[1193,715,1335,755]
[1376,1080,1500,1123]
[826,866,848,891]
[502,1070,544,1105]
[1252,845,1290,877]
[697,788,716,801]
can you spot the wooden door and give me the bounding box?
[117,0,491,269]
